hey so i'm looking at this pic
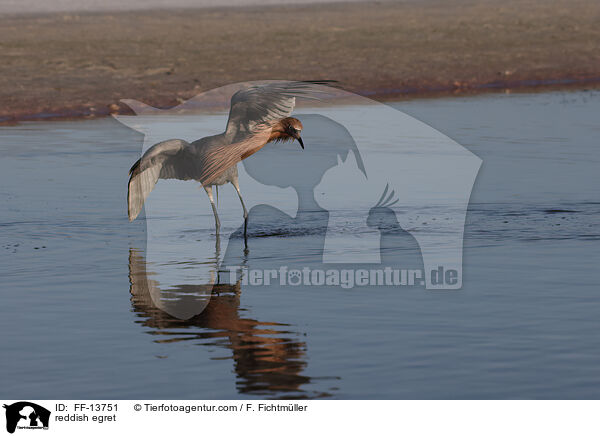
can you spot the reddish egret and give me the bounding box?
[127,81,326,240]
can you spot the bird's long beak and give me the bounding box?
[296,135,304,150]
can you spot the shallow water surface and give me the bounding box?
[1,90,599,399]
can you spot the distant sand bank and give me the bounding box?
[1,0,599,122]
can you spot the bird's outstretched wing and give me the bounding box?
[224,80,332,141]
[197,80,333,185]
[127,139,193,221]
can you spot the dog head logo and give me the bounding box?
[3,402,50,434]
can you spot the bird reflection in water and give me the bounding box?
[128,248,332,398]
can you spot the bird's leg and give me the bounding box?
[204,185,220,235]
[214,230,221,285]
[231,179,248,247]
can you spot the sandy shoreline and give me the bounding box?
[1,0,599,122]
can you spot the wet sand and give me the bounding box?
[1,0,599,121]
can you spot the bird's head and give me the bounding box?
[270,117,304,149]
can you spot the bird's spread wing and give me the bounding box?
[127,139,192,221]
[198,80,333,185]
[224,81,332,141]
